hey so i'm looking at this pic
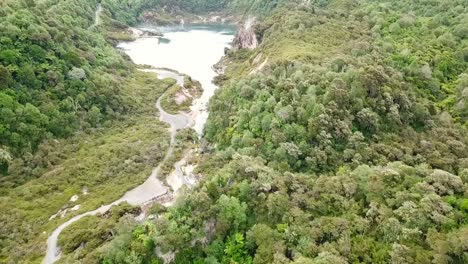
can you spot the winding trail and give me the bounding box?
[44,22,233,263]
[43,70,192,264]
[90,3,102,28]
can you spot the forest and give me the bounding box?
[0,0,134,166]
[102,0,294,25]
[0,0,173,262]
[1,0,467,263]
[95,0,468,263]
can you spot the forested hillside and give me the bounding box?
[69,0,466,263]
[0,0,137,172]
[0,0,172,262]
[1,0,467,263]
[102,0,294,25]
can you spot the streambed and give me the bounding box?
[43,24,234,264]
[118,24,235,135]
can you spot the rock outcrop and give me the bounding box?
[232,17,259,50]
[127,27,163,39]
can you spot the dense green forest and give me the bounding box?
[1,0,467,263]
[0,0,118,155]
[77,0,467,263]
[102,0,294,25]
[0,0,173,262]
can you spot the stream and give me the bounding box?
[43,24,234,264]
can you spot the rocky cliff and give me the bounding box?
[232,16,259,50]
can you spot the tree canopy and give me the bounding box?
[1,0,467,263]
[96,0,468,263]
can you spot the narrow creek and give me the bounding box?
[43,24,234,263]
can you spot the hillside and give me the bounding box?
[0,0,467,263]
[0,0,129,158]
[93,0,468,263]
[0,0,173,262]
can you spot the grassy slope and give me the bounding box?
[56,203,143,264]
[54,128,199,264]
[0,71,172,263]
[222,5,370,81]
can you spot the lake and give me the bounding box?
[118,24,235,135]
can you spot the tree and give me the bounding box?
[88,106,102,127]
[453,23,468,39]
[311,252,347,264]
[223,233,252,264]
[0,50,20,65]
[18,64,39,89]
[356,108,380,134]
[215,195,247,234]
[0,66,12,88]
[0,148,12,174]
[68,67,86,80]
[425,170,463,195]
[246,224,283,264]
[389,243,414,264]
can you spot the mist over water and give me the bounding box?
[118,24,235,135]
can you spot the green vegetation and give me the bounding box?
[102,0,161,25]
[0,71,171,263]
[102,0,295,26]
[1,0,467,263]
[53,127,198,263]
[227,0,293,16]
[160,128,199,181]
[209,1,468,174]
[0,0,179,261]
[184,75,203,98]
[56,203,155,264]
[91,1,467,263]
[0,0,132,158]
[160,76,202,114]
[164,0,229,13]
[160,82,192,114]
[102,0,229,25]
[101,220,163,264]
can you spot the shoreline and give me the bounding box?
[43,26,232,263]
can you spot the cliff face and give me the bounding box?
[232,17,258,50]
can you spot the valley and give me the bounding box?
[0,0,467,263]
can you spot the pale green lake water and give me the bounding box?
[118,24,235,135]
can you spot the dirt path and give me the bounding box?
[90,3,102,29]
[42,70,192,264]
